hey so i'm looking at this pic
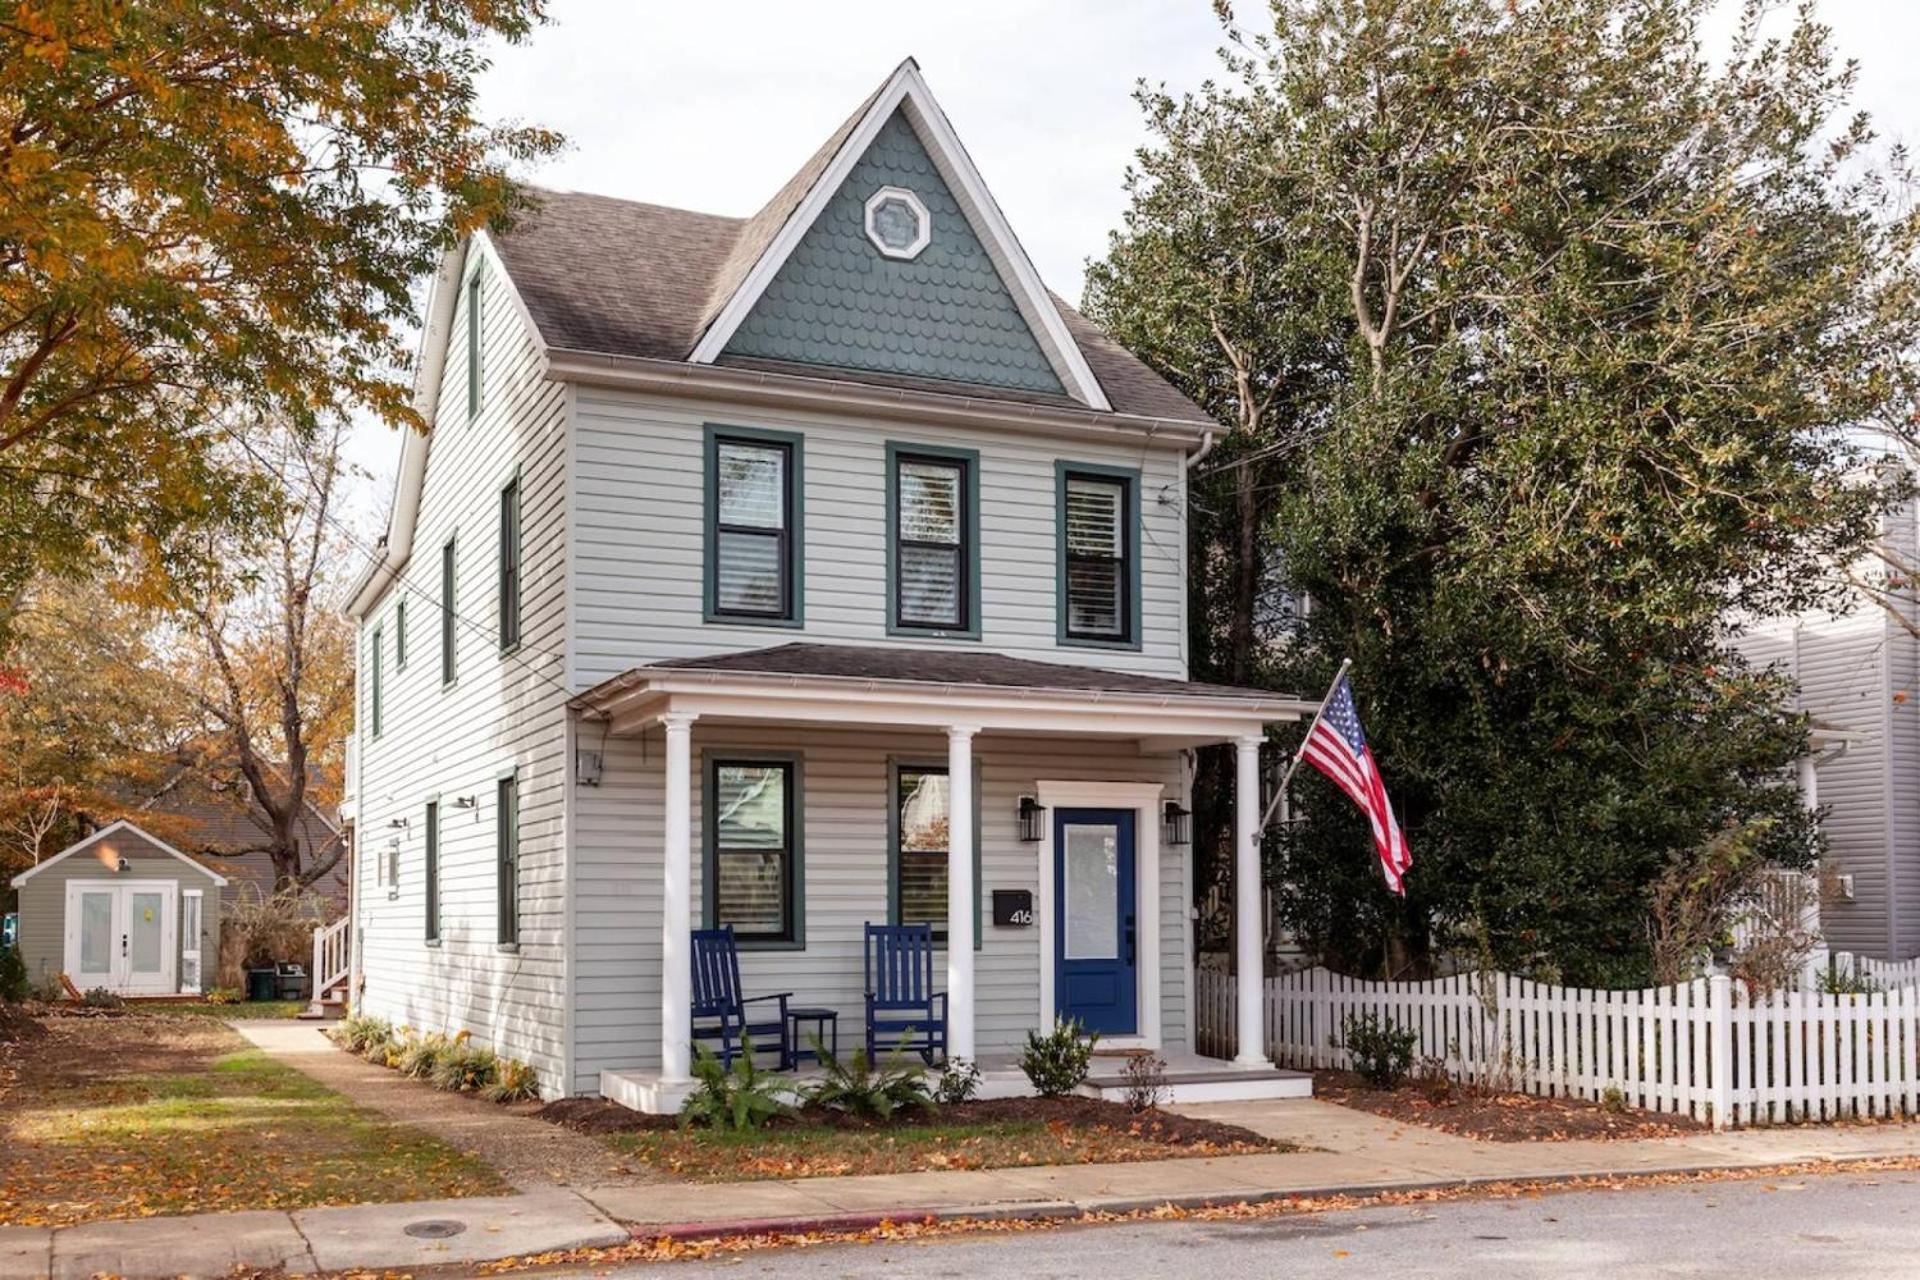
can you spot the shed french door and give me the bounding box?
[65,880,177,995]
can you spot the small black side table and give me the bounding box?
[787,1007,839,1066]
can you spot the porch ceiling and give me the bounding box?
[570,643,1312,744]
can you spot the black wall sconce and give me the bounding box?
[1016,795,1046,842]
[1162,800,1192,847]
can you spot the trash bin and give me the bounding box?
[246,967,278,1002]
[275,963,309,1002]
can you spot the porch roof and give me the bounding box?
[571,643,1313,743]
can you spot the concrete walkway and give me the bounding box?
[5,1038,1920,1279]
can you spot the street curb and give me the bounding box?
[616,1154,1888,1244]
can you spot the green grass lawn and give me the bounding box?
[134,998,310,1020]
[0,1014,505,1226]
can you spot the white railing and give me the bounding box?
[309,916,350,1014]
[1197,966,1920,1128]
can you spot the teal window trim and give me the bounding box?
[395,599,408,670]
[496,767,519,947]
[369,624,383,739]
[498,470,522,653]
[1055,460,1144,652]
[702,752,805,951]
[886,758,982,951]
[885,442,981,640]
[703,424,805,628]
[423,796,441,945]
[440,534,458,688]
[466,265,483,421]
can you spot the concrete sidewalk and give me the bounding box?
[4,1097,1917,1279]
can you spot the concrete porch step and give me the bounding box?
[1078,1065,1313,1105]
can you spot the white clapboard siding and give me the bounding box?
[569,724,1189,1095]
[1197,967,1920,1128]
[352,253,573,1093]
[567,385,1192,689]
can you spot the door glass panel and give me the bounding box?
[80,891,113,973]
[1063,823,1119,959]
[128,891,164,975]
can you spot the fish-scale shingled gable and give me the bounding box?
[721,107,1066,396]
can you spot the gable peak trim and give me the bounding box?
[9,819,230,888]
[688,61,1111,412]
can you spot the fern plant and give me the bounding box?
[805,1036,933,1120]
[679,1037,791,1132]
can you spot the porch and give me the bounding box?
[568,643,1315,1112]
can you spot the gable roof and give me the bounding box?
[349,58,1213,619]
[10,819,229,888]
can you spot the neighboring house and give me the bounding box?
[129,755,349,916]
[8,820,224,996]
[1738,499,1920,960]
[343,59,1312,1106]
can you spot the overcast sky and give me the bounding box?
[343,0,1920,511]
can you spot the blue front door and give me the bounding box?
[1054,808,1137,1036]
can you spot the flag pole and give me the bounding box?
[1259,657,1352,830]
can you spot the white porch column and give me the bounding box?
[1797,755,1818,812]
[946,725,977,1063]
[1234,733,1272,1067]
[660,712,697,1084]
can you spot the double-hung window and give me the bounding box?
[424,799,441,944]
[707,759,799,944]
[1059,467,1138,647]
[440,537,457,686]
[496,772,519,947]
[498,476,521,651]
[707,431,800,623]
[890,763,980,946]
[889,447,977,635]
[370,625,384,739]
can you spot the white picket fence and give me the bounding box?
[1838,953,1920,988]
[1196,966,1920,1128]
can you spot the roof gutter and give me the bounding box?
[543,347,1215,448]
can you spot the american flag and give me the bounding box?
[1300,675,1411,895]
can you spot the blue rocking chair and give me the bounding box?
[691,926,792,1070]
[863,923,947,1064]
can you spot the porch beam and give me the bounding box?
[1233,733,1272,1067]
[947,725,977,1064]
[660,711,697,1084]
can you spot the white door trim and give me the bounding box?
[1034,780,1164,1051]
[63,879,178,995]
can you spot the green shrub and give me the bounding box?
[429,1042,499,1092]
[805,1037,933,1120]
[935,1058,982,1105]
[482,1058,541,1103]
[680,1037,791,1132]
[1339,1012,1417,1088]
[0,944,27,1004]
[1019,1017,1098,1097]
[80,986,124,1010]
[28,973,64,1003]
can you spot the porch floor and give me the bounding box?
[601,1050,1311,1114]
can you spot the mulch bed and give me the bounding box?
[540,1094,1266,1148]
[1313,1070,1705,1141]
[0,1003,45,1046]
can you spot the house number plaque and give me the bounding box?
[992,890,1034,927]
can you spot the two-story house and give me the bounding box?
[342,59,1312,1108]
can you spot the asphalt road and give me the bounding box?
[600,1169,1920,1279]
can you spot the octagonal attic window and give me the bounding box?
[864,186,931,261]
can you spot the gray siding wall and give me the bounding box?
[569,386,1189,686]
[14,830,221,991]
[570,725,1191,1094]
[1741,567,1920,959]
[351,248,574,1091]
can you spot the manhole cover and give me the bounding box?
[404,1219,468,1240]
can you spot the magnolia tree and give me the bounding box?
[1088,0,1920,983]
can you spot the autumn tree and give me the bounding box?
[167,419,356,894]
[0,0,562,639]
[1089,0,1920,982]
[0,578,187,880]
